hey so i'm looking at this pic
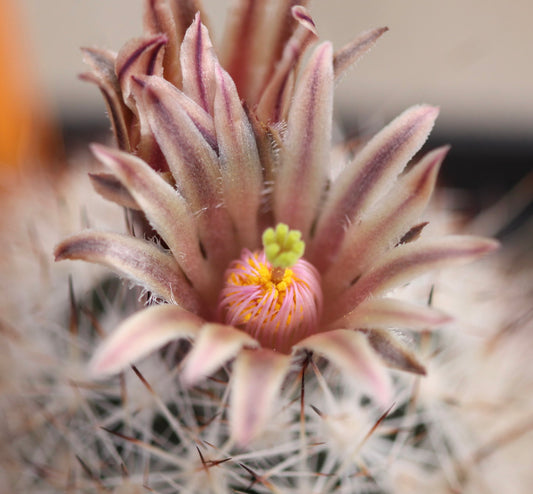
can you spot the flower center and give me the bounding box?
[217,225,322,353]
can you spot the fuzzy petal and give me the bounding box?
[214,63,263,248]
[256,6,318,123]
[328,298,452,332]
[296,329,392,406]
[323,146,448,292]
[333,27,388,81]
[89,172,141,210]
[326,235,499,321]
[273,41,333,240]
[54,230,200,312]
[182,324,258,385]
[90,304,204,376]
[310,105,439,270]
[80,47,132,151]
[90,144,213,298]
[230,348,291,446]
[180,14,216,114]
[362,328,426,375]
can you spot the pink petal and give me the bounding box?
[326,235,499,321]
[180,13,216,114]
[182,324,258,385]
[273,41,334,240]
[322,146,448,293]
[327,298,452,332]
[363,328,426,375]
[90,144,214,298]
[80,47,132,151]
[256,6,318,123]
[88,172,141,210]
[310,105,439,271]
[213,63,263,248]
[333,27,389,81]
[90,304,204,377]
[296,329,392,406]
[230,348,291,446]
[54,230,201,312]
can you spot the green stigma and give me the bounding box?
[262,223,305,269]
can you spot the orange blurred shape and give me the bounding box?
[0,0,61,172]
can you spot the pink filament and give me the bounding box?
[217,249,323,353]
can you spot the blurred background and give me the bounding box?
[5,0,533,217]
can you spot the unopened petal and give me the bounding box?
[80,47,132,151]
[143,0,205,87]
[256,6,318,123]
[115,35,166,111]
[221,0,308,103]
[90,304,204,377]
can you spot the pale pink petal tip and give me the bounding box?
[181,324,258,385]
[230,349,291,447]
[89,305,203,378]
[296,330,393,406]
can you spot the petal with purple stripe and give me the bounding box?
[333,27,389,81]
[180,14,216,114]
[214,63,263,248]
[273,41,333,240]
[310,105,439,271]
[115,35,166,111]
[323,146,448,293]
